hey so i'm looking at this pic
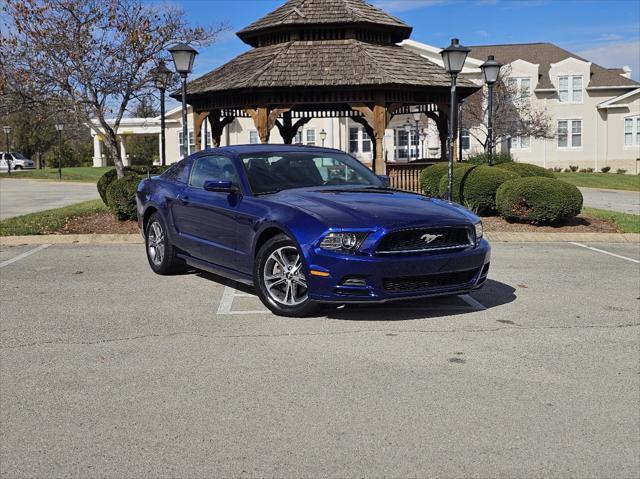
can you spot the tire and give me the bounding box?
[254,234,320,317]
[13,165,22,171]
[145,212,184,275]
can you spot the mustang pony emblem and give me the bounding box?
[420,233,443,244]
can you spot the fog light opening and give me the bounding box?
[340,276,368,287]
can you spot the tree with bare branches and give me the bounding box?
[1,0,226,177]
[461,67,554,154]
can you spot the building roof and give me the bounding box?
[468,42,639,89]
[186,39,477,94]
[237,0,412,45]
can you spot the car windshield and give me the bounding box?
[241,152,382,195]
[12,153,26,159]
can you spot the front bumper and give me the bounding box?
[305,239,491,303]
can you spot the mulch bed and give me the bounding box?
[58,212,139,235]
[56,211,621,235]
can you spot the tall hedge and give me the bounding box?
[437,165,518,213]
[496,162,556,179]
[105,175,142,220]
[496,177,583,224]
[466,152,514,165]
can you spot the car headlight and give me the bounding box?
[320,232,367,252]
[474,221,483,242]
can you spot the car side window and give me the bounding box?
[161,160,187,183]
[190,156,239,189]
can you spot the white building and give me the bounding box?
[92,41,640,173]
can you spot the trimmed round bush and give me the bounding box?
[97,165,168,206]
[466,152,514,165]
[496,162,555,178]
[106,175,142,220]
[97,168,119,205]
[438,165,518,213]
[496,177,583,224]
[420,163,472,197]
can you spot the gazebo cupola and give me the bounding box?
[180,0,479,173]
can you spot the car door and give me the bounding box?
[171,154,241,269]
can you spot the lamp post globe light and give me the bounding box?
[480,55,502,166]
[3,126,11,175]
[54,123,64,180]
[319,129,327,147]
[151,60,173,166]
[440,38,470,201]
[168,42,198,160]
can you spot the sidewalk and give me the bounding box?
[579,187,640,215]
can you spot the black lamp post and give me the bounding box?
[458,98,465,163]
[480,55,502,166]
[3,126,11,175]
[168,43,198,159]
[151,60,173,166]
[320,129,327,147]
[413,111,422,160]
[440,38,470,201]
[404,119,413,161]
[55,123,63,180]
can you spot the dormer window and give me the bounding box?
[558,75,583,103]
[508,77,531,102]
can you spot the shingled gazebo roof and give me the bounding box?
[237,0,412,47]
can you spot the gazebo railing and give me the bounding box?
[387,161,442,193]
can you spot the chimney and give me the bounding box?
[621,66,632,79]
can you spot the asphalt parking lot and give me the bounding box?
[1,241,639,478]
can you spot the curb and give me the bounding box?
[1,232,638,246]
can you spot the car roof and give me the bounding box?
[197,144,346,157]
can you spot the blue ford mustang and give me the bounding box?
[136,145,490,317]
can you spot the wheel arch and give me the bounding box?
[253,226,289,257]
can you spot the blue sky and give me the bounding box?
[175,0,640,82]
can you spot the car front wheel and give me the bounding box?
[254,234,320,317]
[145,212,184,275]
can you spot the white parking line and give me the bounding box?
[0,244,51,268]
[216,285,268,315]
[216,285,487,316]
[569,242,640,264]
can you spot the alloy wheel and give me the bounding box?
[263,246,308,306]
[147,221,165,266]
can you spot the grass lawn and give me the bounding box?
[0,166,111,183]
[0,200,108,236]
[556,172,640,191]
[583,207,640,234]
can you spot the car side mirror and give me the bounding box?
[377,175,391,187]
[203,179,238,194]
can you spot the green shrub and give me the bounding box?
[97,165,168,206]
[568,165,579,172]
[496,177,583,224]
[601,166,611,173]
[616,169,627,175]
[106,175,142,220]
[438,165,518,213]
[465,152,514,165]
[496,162,556,179]
[419,163,450,196]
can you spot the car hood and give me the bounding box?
[267,188,477,229]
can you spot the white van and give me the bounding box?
[0,152,36,171]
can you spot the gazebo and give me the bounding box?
[177,0,479,174]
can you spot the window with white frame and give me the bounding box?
[306,129,316,146]
[178,130,196,156]
[558,119,582,148]
[508,77,531,101]
[249,130,259,144]
[511,135,530,149]
[348,126,372,154]
[624,116,640,147]
[558,75,583,103]
[460,128,470,150]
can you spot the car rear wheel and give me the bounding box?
[13,165,22,170]
[145,213,184,275]
[255,234,320,317]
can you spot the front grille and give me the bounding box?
[376,227,472,253]
[383,268,478,292]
